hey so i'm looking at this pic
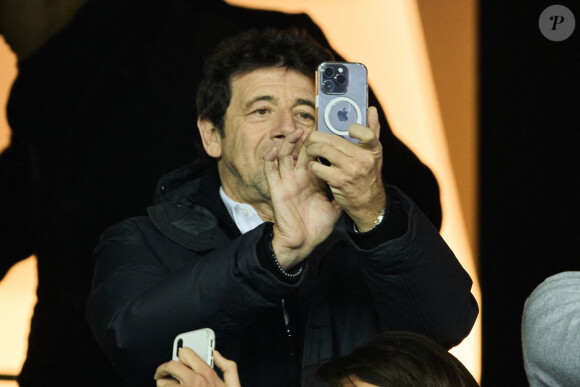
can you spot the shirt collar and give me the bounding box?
[219,186,264,234]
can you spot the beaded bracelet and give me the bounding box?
[268,230,303,278]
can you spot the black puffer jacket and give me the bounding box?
[87,163,477,386]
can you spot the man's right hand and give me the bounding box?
[264,129,342,270]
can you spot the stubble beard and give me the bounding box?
[219,158,272,206]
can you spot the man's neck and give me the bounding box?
[217,161,276,223]
[218,183,275,224]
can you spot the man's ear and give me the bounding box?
[197,118,222,158]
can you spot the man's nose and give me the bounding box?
[270,110,297,139]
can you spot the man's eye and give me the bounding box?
[297,112,315,121]
[253,108,269,116]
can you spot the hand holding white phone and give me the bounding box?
[172,328,215,368]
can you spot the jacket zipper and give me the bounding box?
[281,298,295,356]
[282,298,300,385]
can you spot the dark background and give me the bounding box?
[479,1,579,385]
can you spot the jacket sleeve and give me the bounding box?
[343,186,478,349]
[0,139,35,280]
[86,218,299,384]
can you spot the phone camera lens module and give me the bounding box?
[322,80,335,92]
[323,67,334,78]
[336,74,346,85]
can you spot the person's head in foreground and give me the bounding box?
[154,331,478,387]
[522,271,580,387]
[316,331,479,387]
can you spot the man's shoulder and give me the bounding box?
[152,162,208,204]
[95,160,227,253]
[98,215,159,244]
[96,202,228,261]
[146,199,227,251]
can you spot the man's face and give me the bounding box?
[209,67,316,208]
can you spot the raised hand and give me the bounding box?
[306,107,387,232]
[264,128,342,270]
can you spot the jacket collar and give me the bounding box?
[148,161,240,251]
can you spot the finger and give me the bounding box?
[366,106,380,138]
[156,378,179,387]
[178,347,209,374]
[279,129,304,153]
[278,129,304,173]
[307,130,351,151]
[347,124,378,149]
[348,106,380,149]
[214,350,242,387]
[263,146,281,185]
[264,145,279,164]
[305,141,349,169]
[154,360,194,384]
[179,346,225,383]
[306,131,356,163]
[154,360,181,380]
[308,159,339,187]
[295,135,311,170]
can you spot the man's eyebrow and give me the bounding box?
[245,95,275,110]
[294,98,315,109]
[244,96,314,110]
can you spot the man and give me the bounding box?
[87,29,477,386]
[1,1,441,384]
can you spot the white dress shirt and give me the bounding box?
[219,186,264,235]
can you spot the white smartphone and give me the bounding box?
[315,61,368,145]
[172,328,215,367]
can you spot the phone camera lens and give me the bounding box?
[336,74,346,85]
[323,67,334,78]
[322,79,335,92]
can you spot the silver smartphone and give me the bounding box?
[316,62,368,144]
[172,328,215,367]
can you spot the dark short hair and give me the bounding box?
[316,331,479,387]
[196,28,333,136]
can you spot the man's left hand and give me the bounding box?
[306,106,387,232]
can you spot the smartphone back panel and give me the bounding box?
[172,328,215,367]
[316,62,368,144]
